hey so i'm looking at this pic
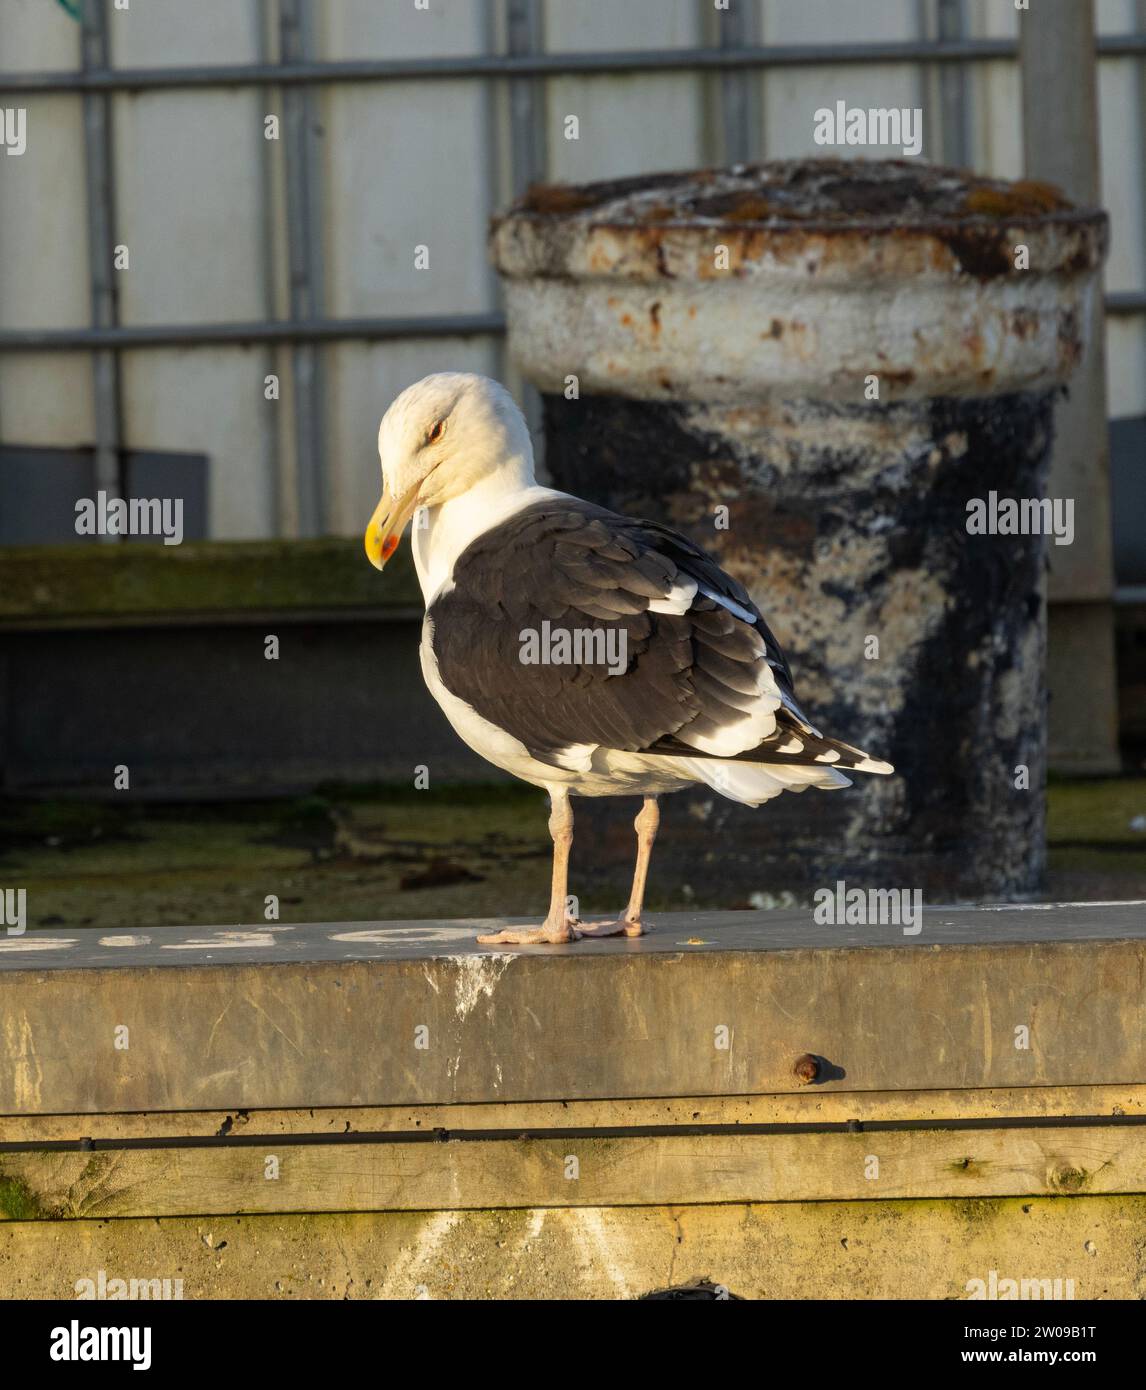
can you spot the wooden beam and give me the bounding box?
[3,1124,1144,1218]
[3,1082,1145,1145]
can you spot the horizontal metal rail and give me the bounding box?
[2,295,1143,353]
[1,35,1145,94]
[0,313,507,352]
[1105,290,1146,315]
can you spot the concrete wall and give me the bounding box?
[1,0,1142,540]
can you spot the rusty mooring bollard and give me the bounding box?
[490,160,1107,902]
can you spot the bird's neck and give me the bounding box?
[413,455,553,603]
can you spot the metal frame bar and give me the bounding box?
[79,0,123,528]
[279,0,325,536]
[3,297,1144,355]
[506,0,545,197]
[504,0,546,457]
[254,0,284,534]
[1139,0,1146,317]
[4,36,1146,95]
[936,0,970,167]
[1,27,1141,362]
[718,0,760,167]
[0,313,505,352]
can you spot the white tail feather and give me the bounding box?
[679,757,851,806]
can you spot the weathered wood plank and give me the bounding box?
[2,1125,1142,1219]
[0,1196,1138,1300]
[3,1082,1144,1145]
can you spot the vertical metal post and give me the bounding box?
[506,0,544,196]
[505,0,546,465]
[937,0,969,166]
[916,0,968,165]
[717,0,759,166]
[480,1,503,320]
[255,0,284,535]
[1138,0,1146,370]
[80,0,123,536]
[1021,0,1120,772]
[280,0,324,536]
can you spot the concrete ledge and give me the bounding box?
[2,904,1145,1113]
[0,538,420,630]
[0,540,484,796]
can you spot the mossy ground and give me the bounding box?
[0,783,640,931]
[1044,775,1146,898]
[1,778,1144,933]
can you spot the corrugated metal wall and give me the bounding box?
[0,0,1143,541]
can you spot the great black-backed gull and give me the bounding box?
[365,372,893,945]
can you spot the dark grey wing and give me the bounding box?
[614,516,887,767]
[428,499,785,766]
[619,514,824,738]
[431,497,893,774]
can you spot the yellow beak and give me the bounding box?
[365,478,421,571]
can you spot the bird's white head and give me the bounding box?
[365,372,534,570]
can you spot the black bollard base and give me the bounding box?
[542,388,1056,903]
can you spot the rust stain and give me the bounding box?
[520,182,604,215]
[962,328,986,360]
[519,162,1074,227]
[493,160,1107,287]
[962,179,1071,217]
[1007,309,1039,341]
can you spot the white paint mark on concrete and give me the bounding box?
[565,1208,634,1298]
[99,935,152,947]
[330,925,478,948]
[970,900,1146,911]
[163,931,278,950]
[4,1010,43,1110]
[0,937,76,952]
[450,953,513,1021]
[378,1209,464,1300]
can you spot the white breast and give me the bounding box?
[413,480,567,604]
[418,615,577,791]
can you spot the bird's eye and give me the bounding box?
[426,419,445,445]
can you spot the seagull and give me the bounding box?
[365,373,893,946]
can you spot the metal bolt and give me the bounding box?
[793,1053,820,1085]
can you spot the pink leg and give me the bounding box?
[477,792,580,945]
[577,796,659,939]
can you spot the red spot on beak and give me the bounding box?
[382,535,399,561]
